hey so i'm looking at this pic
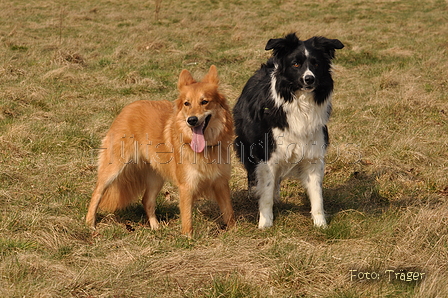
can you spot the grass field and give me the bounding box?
[1,0,447,297]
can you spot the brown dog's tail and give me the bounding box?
[86,149,147,228]
[98,164,146,212]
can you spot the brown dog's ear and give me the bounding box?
[178,69,196,90]
[202,65,219,85]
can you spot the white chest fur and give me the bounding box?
[270,92,331,170]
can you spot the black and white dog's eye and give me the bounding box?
[293,63,301,68]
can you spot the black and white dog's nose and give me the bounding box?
[304,75,315,85]
[187,116,199,126]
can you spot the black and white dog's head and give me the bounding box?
[266,33,344,104]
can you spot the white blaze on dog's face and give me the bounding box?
[176,65,225,153]
[300,48,316,92]
[287,44,321,92]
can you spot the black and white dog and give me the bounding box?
[233,33,344,229]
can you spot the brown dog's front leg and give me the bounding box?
[178,185,194,236]
[212,180,235,229]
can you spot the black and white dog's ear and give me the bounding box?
[265,33,300,57]
[265,37,286,51]
[311,37,345,59]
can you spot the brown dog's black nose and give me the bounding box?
[187,116,198,126]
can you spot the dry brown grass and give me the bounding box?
[1,0,447,297]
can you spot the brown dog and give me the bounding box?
[86,65,235,235]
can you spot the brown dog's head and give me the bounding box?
[175,65,230,153]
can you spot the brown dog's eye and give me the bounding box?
[184,102,190,106]
[201,100,209,105]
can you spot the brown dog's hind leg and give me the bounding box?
[142,171,165,230]
[86,160,125,229]
[86,184,104,229]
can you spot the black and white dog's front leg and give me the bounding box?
[299,161,327,228]
[255,157,327,229]
[255,161,279,229]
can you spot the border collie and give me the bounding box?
[233,33,344,229]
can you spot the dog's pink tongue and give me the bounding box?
[190,124,205,153]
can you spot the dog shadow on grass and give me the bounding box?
[96,189,256,232]
[231,171,390,225]
[95,195,182,231]
[95,170,393,234]
[324,171,391,218]
[229,170,394,235]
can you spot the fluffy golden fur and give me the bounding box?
[86,65,235,235]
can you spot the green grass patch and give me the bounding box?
[198,273,261,298]
[0,238,38,256]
